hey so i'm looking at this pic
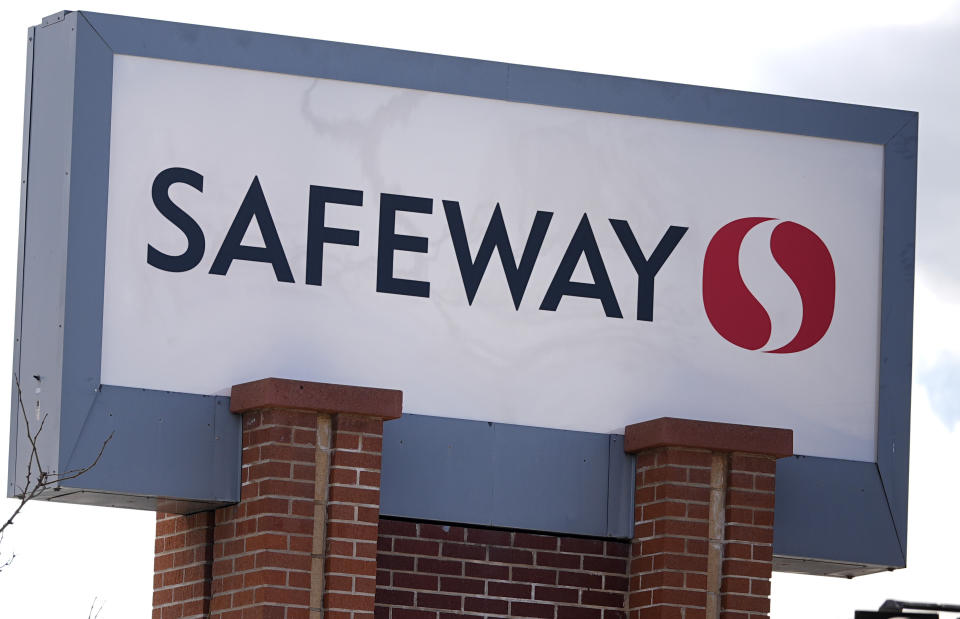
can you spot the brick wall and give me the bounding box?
[629,446,715,618]
[375,518,629,619]
[153,391,786,619]
[154,378,399,619]
[209,408,320,618]
[323,413,386,618]
[627,446,779,619]
[154,511,215,618]
[720,454,776,618]
[208,406,388,619]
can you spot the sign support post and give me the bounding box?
[624,418,793,619]
[153,378,402,619]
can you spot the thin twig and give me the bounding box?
[0,530,12,571]
[88,596,104,619]
[0,374,113,571]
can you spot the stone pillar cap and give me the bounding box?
[624,417,793,458]
[230,377,402,419]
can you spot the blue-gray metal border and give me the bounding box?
[8,10,916,573]
[8,23,36,500]
[380,414,636,539]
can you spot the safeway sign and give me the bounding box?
[102,55,882,461]
[11,13,915,572]
[7,12,917,575]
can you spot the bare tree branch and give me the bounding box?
[88,596,105,619]
[0,531,12,571]
[0,374,113,571]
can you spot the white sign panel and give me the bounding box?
[101,55,883,461]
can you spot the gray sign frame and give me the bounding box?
[9,11,916,576]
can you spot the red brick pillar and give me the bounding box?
[152,378,401,619]
[623,418,792,619]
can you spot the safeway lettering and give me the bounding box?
[147,167,688,321]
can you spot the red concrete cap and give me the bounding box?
[230,378,402,420]
[624,417,793,458]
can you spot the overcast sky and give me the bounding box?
[1,2,958,617]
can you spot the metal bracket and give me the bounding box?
[41,11,71,27]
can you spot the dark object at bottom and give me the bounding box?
[855,612,937,619]
[856,599,960,618]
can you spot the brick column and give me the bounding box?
[152,378,401,619]
[623,418,792,619]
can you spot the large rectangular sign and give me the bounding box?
[8,11,916,576]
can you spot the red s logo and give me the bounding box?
[703,218,835,353]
